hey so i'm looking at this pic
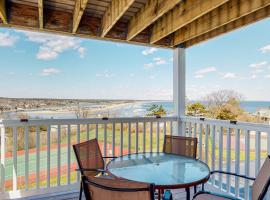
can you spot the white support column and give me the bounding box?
[173,45,186,136]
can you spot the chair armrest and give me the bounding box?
[76,168,106,173]
[194,191,241,200]
[211,170,255,181]
[103,156,117,159]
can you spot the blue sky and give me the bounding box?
[0,18,270,101]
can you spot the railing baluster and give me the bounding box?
[255,131,261,176]
[211,125,216,185]
[135,122,139,153]
[57,125,61,186]
[87,124,90,140]
[67,125,71,185]
[170,121,173,136]
[235,129,240,197]
[245,130,250,199]
[143,122,146,153]
[104,123,107,156]
[120,123,123,156]
[13,126,17,191]
[0,124,5,192]
[150,122,153,152]
[95,124,98,140]
[36,127,40,189]
[205,125,209,164]
[218,126,223,189]
[226,128,231,193]
[112,122,116,156]
[128,122,131,154]
[199,123,203,160]
[47,125,51,188]
[188,122,192,137]
[157,122,160,152]
[193,123,197,138]
[267,130,270,155]
[77,124,80,182]
[25,126,29,190]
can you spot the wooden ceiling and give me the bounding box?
[0,0,269,48]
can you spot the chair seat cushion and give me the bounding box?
[193,193,235,200]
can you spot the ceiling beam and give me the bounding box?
[0,0,7,24]
[150,0,229,44]
[184,6,270,47]
[72,0,88,33]
[127,0,181,41]
[173,0,270,47]
[101,0,135,37]
[38,0,43,29]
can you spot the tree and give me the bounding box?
[146,104,167,117]
[204,90,244,119]
[187,102,207,116]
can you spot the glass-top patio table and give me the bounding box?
[107,152,210,200]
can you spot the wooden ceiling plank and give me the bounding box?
[150,0,229,44]
[38,0,43,29]
[173,0,270,47]
[102,0,135,37]
[185,6,270,47]
[72,0,89,33]
[0,0,7,24]
[127,0,181,41]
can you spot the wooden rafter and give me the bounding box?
[0,0,7,24]
[72,0,88,33]
[150,0,229,44]
[101,0,135,37]
[127,0,181,41]
[38,0,43,29]
[185,6,270,47]
[173,0,270,47]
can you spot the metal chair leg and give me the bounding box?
[194,185,197,194]
[79,181,83,200]
[185,188,190,200]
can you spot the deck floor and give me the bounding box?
[20,184,223,200]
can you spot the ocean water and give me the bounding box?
[4,101,270,119]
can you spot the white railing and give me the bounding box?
[182,116,270,199]
[0,116,177,198]
[0,116,270,199]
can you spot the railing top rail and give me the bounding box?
[0,116,178,126]
[181,116,270,132]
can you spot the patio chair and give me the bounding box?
[193,155,270,200]
[163,135,197,158]
[81,175,156,200]
[73,139,116,200]
[163,135,198,198]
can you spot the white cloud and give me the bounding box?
[260,44,270,53]
[0,32,19,47]
[148,74,156,79]
[251,74,257,79]
[195,74,204,79]
[18,31,86,60]
[223,72,236,79]
[266,74,270,78]
[252,69,264,74]
[40,68,60,76]
[78,47,86,58]
[143,63,154,69]
[96,70,115,78]
[142,47,157,55]
[249,61,267,68]
[153,57,166,65]
[194,67,216,78]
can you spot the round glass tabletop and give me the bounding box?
[107,152,210,188]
